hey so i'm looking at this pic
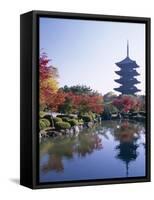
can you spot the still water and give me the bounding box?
[40,120,146,183]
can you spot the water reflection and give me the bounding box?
[40,130,103,173]
[40,120,145,181]
[114,121,145,176]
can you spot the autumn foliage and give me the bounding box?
[40,52,66,111]
[59,92,103,114]
[113,95,142,112]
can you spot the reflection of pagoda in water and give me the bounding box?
[116,141,138,176]
[114,41,141,95]
[114,120,140,176]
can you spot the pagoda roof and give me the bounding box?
[115,78,140,85]
[114,85,141,94]
[116,56,139,68]
[115,70,140,76]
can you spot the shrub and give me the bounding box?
[68,119,78,126]
[44,115,54,127]
[89,112,96,120]
[53,117,62,123]
[57,114,77,119]
[56,115,70,118]
[55,121,71,130]
[39,119,46,130]
[102,104,118,117]
[61,117,70,122]
[41,118,50,127]
[81,115,92,122]
[78,119,84,125]
[39,111,46,118]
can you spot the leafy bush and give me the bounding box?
[57,114,77,119]
[68,119,78,126]
[44,115,54,127]
[39,111,46,118]
[61,117,70,122]
[80,115,92,122]
[88,112,96,120]
[39,119,47,130]
[104,104,118,114]
[41,118,50,127]
[78,119,84,125]
[58,117,79,126]
[56,115,70,118]
[53,117,62,123]
[55,121,71,130]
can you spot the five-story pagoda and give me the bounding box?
[114,42,141,95]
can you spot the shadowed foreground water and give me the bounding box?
[40,120,146,183]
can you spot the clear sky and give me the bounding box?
[40,17,145,95]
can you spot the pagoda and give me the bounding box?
[114,42,141,95]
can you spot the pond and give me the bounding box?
[39,120,146,183]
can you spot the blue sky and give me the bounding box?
[40,17,145,95]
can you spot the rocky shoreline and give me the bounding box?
[39,121,95,138]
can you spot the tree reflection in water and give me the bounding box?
[40,130,103,173]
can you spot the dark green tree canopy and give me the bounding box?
[60,85,100,96]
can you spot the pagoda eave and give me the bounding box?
[114,79,141,84]
[115,57,139,68]
[115,70,140,76]
[116,64,139,69]
[114,87,141,94]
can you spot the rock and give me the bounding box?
[69,128,74,134]
[39,130,47,138]
[65,129,70,134]
[73,125,80,133]
[87,122,93,128]
[60,129,66,134]
[79,125,83,131]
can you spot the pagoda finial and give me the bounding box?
[127,40,129,57]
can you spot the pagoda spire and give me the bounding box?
[127,40,129,57]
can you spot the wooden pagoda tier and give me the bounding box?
[116,57,139,68]
[114,85,141,94]
[115,69,140,76]
[115,77,140,85]
[114,42,141,95]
